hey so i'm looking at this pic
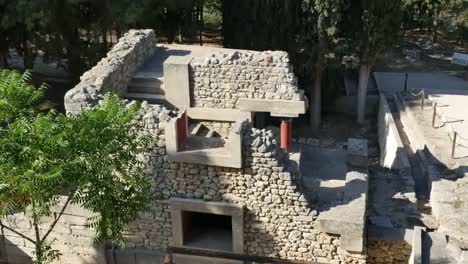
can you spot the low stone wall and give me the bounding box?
[2,196,105,264]
[378,94,410,171]
[367,238,412,264]
[189,50,303,109]
[64,29,157,114]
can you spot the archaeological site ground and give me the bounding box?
[1,28,468,264]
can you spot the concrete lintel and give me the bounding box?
[170,198,244,254]
[187,107,252,122]
[270,112,299,118]
[238,98,306,116]
[163,56,192,108]
[170,198,244,216]
[167,150,242,168]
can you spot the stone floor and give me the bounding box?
[138,44,241,73]
[367,167,419,229]
[299,145,348,210]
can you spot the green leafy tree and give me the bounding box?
[345,0,402,123]
[0,70,152,264]
[300,0,345,133]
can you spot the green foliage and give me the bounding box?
[343,0,403,64]
[222,0,302,51]
[0,70,152,263]
[0,70,46,121]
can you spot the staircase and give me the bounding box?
[125,71,166,104]
[189,123,221,139]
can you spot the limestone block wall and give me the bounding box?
[124,104,367,264]
[2,197,105,264]
[189,50,303,109]
[64,29,157,114]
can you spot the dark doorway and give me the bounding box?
[181,211,233,252]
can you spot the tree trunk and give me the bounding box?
[432,19,438,44]
[357,63,371,124]
[311,67,323,135]
[0,51,5,69]
[199,0,204,46]
[32,201,43,264]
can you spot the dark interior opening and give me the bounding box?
[181,211,233,252]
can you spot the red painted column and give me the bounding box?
[280,119,292,152]
[177,112,188,143]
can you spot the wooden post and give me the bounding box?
[432,103,437,128]
[420,89,425,110]
[451,131,457,159]
[163,253,172,264]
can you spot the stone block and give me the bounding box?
[347,138,368,168]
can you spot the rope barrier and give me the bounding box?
[430,99,468,156]
[409,89,424,97]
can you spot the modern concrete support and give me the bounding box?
[378,93,411,171]
[170,198,244,253]
[165,117,246,168]
[317,139,369,253]
[163,56,192,109]
[409,226,425,264]
[187,108,252,122]
[317,169,368,252]
[238,98,306,117]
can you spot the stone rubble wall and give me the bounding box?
[64,29,157,114]
[124,104,367,264]
[367,239,411,264]
[189,50,303,109]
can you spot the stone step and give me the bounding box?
[128,81,165,94]
[124,92,166,104]
[132,71,164,85]
[206,128,215,138]
[190,123,203,135]
[133,71,163,80]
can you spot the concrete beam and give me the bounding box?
[317,169,368,253]
[163,56,192,109]
[187,108,252,122]
[238,98,306,116]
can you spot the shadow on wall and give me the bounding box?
[1,237,33,264]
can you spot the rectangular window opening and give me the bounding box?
[181,211,233,252]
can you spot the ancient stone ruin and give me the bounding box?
[3,30,430,264]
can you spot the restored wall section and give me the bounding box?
[64,29,157,114]
[189,51,303,109]
[124,104,367,264]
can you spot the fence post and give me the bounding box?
[451,131,458,159]
[164,253,173,264]
[432,102,437,128]
[421,89,425,110]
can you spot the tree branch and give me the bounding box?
[0,220,36,244]
[40,190,76,244]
